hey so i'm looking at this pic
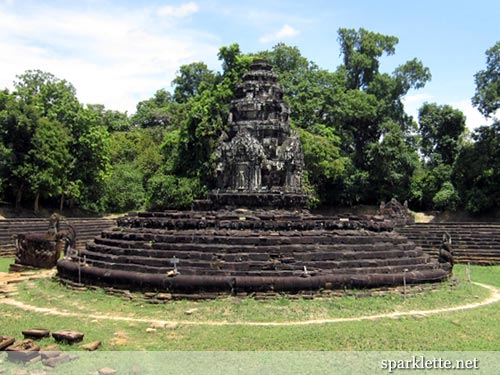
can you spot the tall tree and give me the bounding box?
[26,118,71,212]
[172,62,216,103]
[472,41,500,118]
[453,122,500,213]
[14,70,81,126]
[337,28,398,90]
[418,103,466,166]
[175,44,252,184]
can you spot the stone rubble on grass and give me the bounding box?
[80,340,102,351]
[51,330,84,344]
[5,339,40,363]
[0,335,15,350]
[21,329,50,340]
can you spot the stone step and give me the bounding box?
[80,247,428,271]
[92,236,415,253]
[101,230,408,247]
[83,256,435,277]
[82,244,422,264]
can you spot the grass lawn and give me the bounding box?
[0,264,499,351]
[0,257,13,272]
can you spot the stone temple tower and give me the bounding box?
[207,59,308,209]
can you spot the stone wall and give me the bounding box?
[397,222,500,265]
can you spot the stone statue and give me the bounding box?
[13,214,77,269]
[438,232,454,269]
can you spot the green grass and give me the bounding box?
[14,267,489,324]
[0,257,14,272]
[1,265,499,352]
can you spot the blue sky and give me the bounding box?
[1,0,499,128]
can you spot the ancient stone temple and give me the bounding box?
[57,59,451,297]
[200,59,308,209]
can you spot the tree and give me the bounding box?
[453,122,500,213]
[131,89,179,128]
[297,126,347,205]
[0,92,40,208]
[175,44,252,185]
[172,62,216,103]
[104,162,146,213]
[87,104,130,132]
[367,120,419,202]
[337,28,398,90]
[333,29,431,205]
[145,173,203,210]
[14,70,81,126]
[472,41,500,118]
[418,103,466,166]
[26,118,71,212]
[69,107,111,212]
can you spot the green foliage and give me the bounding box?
[27,118,71,211]
[87,104,131,131]
[145,173,204,210]
[418,103,466,166]
[453,122,500,213]
[172,62,216,103]
[1,34,499,214]
[367,121,419,202]
[472,41,500,117]
[432,181,459,210]
[0,70,113,212]
[337,28,398,90]
[174,44,252,186]
[104,162,146,212]
[131,89,179,128]
[297,126,347,204]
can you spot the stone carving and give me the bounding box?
[378,198,415,226]
[13,214,76,269]
[438,232,454,270]
[209,59,307,208]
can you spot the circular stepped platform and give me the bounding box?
[58,210,449,294]
[57,210,450,295]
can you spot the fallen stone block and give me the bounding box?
[22,328,50,340]
[80,340,102,351]
[52,330,84,344]
[5,339,40,362]
[0,336,15,350]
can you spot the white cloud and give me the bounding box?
[157,2,199,18]
[402,93,434,121]
[402,93,494,130]
[0,4,216,114]
[259,24,300,43]
[451,99,493,130]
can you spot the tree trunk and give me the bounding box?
[15,184,23,209]
[59,193,65,213]
[34,191,40,213]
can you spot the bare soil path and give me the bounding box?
[1,270,499,326]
